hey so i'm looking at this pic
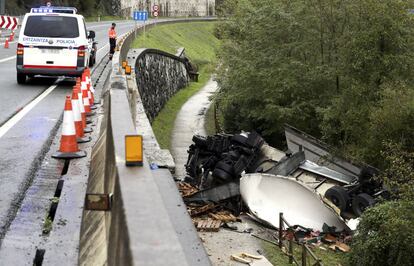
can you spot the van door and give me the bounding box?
[22,15,79,69]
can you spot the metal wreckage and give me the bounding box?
[182,125,389,232]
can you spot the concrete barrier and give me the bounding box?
[78,18,217,265]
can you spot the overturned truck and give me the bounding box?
[184,126,389,231]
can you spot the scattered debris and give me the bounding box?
[230,252,274,266]
[194,218,222,232]
[329,242,351,253]
[177,182,198,197]
[209,211,238,223]
[177,128,382,263]
[188,203,217,217]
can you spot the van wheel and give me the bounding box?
[17,73,26,84]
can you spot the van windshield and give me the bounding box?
[24,16,79,38]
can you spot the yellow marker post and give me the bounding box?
[125,65,132,75]
[125,135,143,166]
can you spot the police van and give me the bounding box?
[16,6,97,84]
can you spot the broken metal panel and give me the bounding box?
[240,173,349,232]
[184,181,240,203]
[284,125,361,178]
[299,160,356,185]
[266,151,305,176]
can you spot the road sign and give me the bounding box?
[153,11,159,17]
[133,11,148,21]
[0,16,18,30]
[153,5,159,12]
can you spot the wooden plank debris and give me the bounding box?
[177,182,199,197]
[194,218,222,232]
[189,203,216,217]
[208,211,238,223]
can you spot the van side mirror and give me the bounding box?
[88,30,95,39]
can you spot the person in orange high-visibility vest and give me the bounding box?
[108,23,117,59]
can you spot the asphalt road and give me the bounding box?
[0,19,139,243]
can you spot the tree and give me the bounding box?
[216,0,414,166]
[348,200,414,266]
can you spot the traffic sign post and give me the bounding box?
[133,11,148,42]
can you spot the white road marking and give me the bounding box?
[0,41,17,45]
[0,55,16,63]
[0,83,59,138]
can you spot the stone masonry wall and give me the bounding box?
[134,50,189,122]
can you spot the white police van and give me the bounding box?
[16,6,97,84]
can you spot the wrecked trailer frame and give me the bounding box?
[184,128,387,232]
[283,125,389,217]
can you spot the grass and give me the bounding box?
[262,241,347,266]
[85,15,129,22]
[204,99,217,135]
[131,21,220,149]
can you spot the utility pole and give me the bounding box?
[0,0,5,15]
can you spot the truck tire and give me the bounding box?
[17,73,26,84]
[352,193,376,217]
[325,186,350,212]
[212,168,233,183]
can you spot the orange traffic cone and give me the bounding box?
[72,86,91,143]
[84,69,97,105]
[52,96,86,159]
[87,87,97,110]
[4,39,9,49]
[76,83,93,132]
[9,32,14,42]
[82,89,93,114]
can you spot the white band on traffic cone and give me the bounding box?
[62,110,76,136]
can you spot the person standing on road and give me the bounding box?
[108,23,117,60]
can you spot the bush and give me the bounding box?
[348,200,414,266]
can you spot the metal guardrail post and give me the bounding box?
[279,212,284,248]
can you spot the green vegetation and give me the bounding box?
[349,200,414,266]
[216,0,414,169]
[43,216,53,235]
[132,22,220,149]
[217,1,414,265]
[262,241,346,266]
[85,16,128,22]
[204,101,217,135]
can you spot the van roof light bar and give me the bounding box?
[30,6,78,14]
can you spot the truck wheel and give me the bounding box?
[325,186,350,212]
[352,193,376,217]
[17,73,26,84]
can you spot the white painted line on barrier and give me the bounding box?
[0,83,59,138]
[0,55,16,63]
